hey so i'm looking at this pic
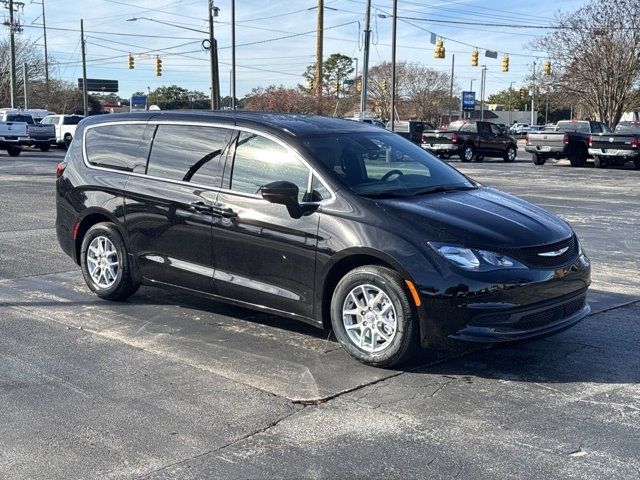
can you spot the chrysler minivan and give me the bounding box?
[55,112,591,366]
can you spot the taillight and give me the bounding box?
[563,134,569,145]
[588,135,593,147]
[451,133,459,143]
[56,162,66,178]
[632,138,639,149]
[525,133,529,143]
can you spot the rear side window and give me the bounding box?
[146,125,232,187]
[41,116,57,125]
[85,124,148,172]
[230,131,311,202]
[63,116,82,125]
[7,114,34,124]
[460,123,476,132]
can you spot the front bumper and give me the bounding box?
[589,148,639,158]
[415,253,591,346]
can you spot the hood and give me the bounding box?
[378,187,572,248]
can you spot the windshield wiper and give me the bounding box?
[411,185,477,196]
[360,191,413,199]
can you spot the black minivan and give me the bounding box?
[56,112,591,366]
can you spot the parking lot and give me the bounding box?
[1,147,639,479]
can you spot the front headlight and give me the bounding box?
[429,243,526,271]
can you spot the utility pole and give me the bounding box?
[508,81,515,126]
[390,0,397,130]
[469,79,474,120]
[448,54,455,122]
[208,1,220,109]
[41,0,49,91]
[231,0,236,109]
[480,66,487,121]
[80,19,88,116]
[22,63,28,108]
[8,0,18,108]
[315,0,324,114]
[360,0,372,117]
[531,61,536,125]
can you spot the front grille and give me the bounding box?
[513,295,586,330]
[492,235,579,268]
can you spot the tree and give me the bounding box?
[304,53,355,98]
[243,85,315,113]
[487,88,529,111]
[532,0,640,126]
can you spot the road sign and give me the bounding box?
[461,91,476,111]
[78,78,119,93]
[343,79,354,85]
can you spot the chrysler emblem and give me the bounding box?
[538,247,569,257]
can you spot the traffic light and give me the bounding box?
[434,39,445,59]
[502,55,509,72]
[307,78,314,93]
[544,60,552,76]
[381,79,388,91]
[471,50,479,67]
[155,56,162,76]
[334,80,339,94]
[356,79,362,94]
[128,54,134,69]
[519,88,526,100]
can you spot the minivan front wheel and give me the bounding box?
[80,222,139,301]
[331,265,419,367]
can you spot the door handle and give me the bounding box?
[189,201,215,213]
[211,205,238,218]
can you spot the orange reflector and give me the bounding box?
[404,280,422,307]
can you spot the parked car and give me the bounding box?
[40,114,84,148]
[525,120,611,166]
[421,120,518,162]
[523,125,544,133]
[509,123,529,135]
[589,121,640,169]
[56,111,591,367]
[388,120,436,144]
[347,117,386,128]
[0,118,29,156]
[0,112,56,151]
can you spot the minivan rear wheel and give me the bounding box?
[330,265,419,367]
[80,222,139,301]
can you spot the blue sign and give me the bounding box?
[130,95,147,110]
[461,91,476,111]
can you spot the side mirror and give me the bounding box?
[261,181,304,218]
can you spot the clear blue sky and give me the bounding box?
[17,0,588,99]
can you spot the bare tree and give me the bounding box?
[533,0,640,126]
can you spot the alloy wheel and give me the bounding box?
[342,284,397,353]
[86,236,119,288]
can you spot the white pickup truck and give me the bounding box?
[0,120,29,156]
[40,114,84,148]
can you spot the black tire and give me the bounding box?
[461,144,474,162]
[80,222,140,301]
[635,159,640,170]
[439,153,451,159]
[532,153,546,165]
[330,265,420,367]
[568,144,588,167]
[474,155,484,162]
[7,146,21,157]
[38,144,50,152]
[503,145,517,162]
[594,156,606,168]
[63,134,73,149]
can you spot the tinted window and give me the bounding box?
[7,114,34,124]
[557,121,589,133]
[85,124,148,172]
[460,123,476,133]
[615,122,640,134]
[63,116,82,125]
[230,132,312,202]
[591,123,603,134]
[40,116,57,125]
[490,124,502,135]
[146,125,232,186]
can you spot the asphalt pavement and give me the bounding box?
[0,147,638,479]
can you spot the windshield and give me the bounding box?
[302,132,476,198]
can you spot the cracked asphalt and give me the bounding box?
[0,148,638,479]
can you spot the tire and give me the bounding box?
[474,155,484,162]
[504,145,517,162]
[330,265,420,367]
[532,153,546,165]
[7,146,21,157]
[38,144,50,152]
[635,159,640,170]
[80,222,140,301]
[568,145,588,167]
[439,153,451,159]
[461,144,474,162]
[63,134,73,149]
[594,156,606,168]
